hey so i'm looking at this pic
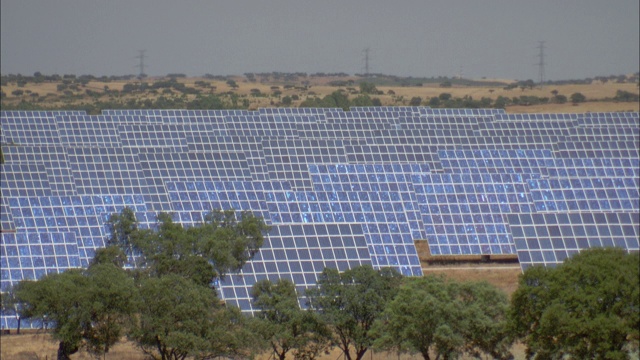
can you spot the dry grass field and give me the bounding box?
[0,332,527,360]
[1,74,638,113]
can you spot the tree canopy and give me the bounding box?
[306,265,402,360]
[12,262,138,359]
[509,247,639,359]
[251,278,331,360]
[372,275,512,360]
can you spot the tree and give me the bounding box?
[570,92,587,103]
[121,210,269,286]
[351,94,373,107]
[132,274,250,360]
[372,276,512,360]
[282,95,293,106]
[553,94,568,104]
[510,248,639,359]
[13,263,138,359]
[428,97,441,107]
[409,97,422,106]
[306,265,402,360]
[358,82,378,95]
[251,279,332,360]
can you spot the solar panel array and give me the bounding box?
[1,108,639,325]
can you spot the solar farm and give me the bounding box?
[1,107,639,328]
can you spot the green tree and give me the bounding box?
[251,279,332,360]
[570,92,587,103]
[13,263,138,359]
[409,97,422,106]
[282,95,293,106]
[306,265,402,360]
[351,94,374,107]
[428,97,441,107]
[358,82,378,95]
[372,276,512,360]
[553,94,568,104]
[121,210,269,286]
[132,274,250,360]
[510,248,639,359]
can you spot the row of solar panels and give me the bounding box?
[1,107,639,325]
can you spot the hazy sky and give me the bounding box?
[2,0,638,80]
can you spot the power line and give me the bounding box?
[362,48,370,77]
[536,41,545,87]
[135,50,147,78]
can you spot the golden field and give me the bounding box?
[1,74,638,113]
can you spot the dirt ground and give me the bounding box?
[0,332,527,360]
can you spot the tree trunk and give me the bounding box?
[57,341,78,360]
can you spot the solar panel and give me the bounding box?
[438,149,553,176]
[0,115,60,145]
[165,181,271,225]
[1,163,53,197]
[66,147,149,196]
[3,106,640,321]
[0,231,81,292]
[137,152,253,210]
[0,196,15,232]
[263,189,424,276]
[218,223,372,311]
[262,139,353,190]
[527,177,639,212]
[412,173,535,256]
[508,212,640,270]
[188,135,268,181]
[118,124,189,152]
[1,146,77,196]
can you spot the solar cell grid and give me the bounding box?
[262,139,353,190]
[165,180,271,225]
[438,149,553,176]
[67,147,149,196]
[0,232,81,292]
[56,118,123,147]
[528,177,639,212]
[1,146,77,196]
[1,196,16,231]
[412,173,535,256]
[346,144,441,169]
[188,135,268,181]
[218,223,371,311]
[493,113,578,121]
[118,124,190,151]
[1,116,61,145]
[419,108,505,116]
[547,158,640,178]
[1,163,53,197]
[509,212,640,270]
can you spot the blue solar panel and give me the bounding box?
[411,173,535,256]
[527,177,639,212]
[218,223,371,311]
[2,106,639,322]
[1,232,81,292]
[508,212,640,270]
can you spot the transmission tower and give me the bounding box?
[536,41,545,88]
[362,48,370,77]
[135,50,147,78]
